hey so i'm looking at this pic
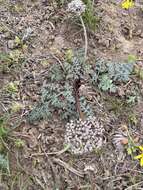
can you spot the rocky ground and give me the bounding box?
[0,0,143,189]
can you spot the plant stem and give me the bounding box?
[79,15,88,62]
[128,9,133,39]
[73,79,84,120]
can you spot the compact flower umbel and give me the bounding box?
[65,116,104,155]
[68,0,86,15]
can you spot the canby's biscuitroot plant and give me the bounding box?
[28,49,105,155]
[27,50,135,155]
[28,51,135,124]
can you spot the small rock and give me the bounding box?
[98,38,110,48]
[7,40,15,49]
[53,35,65,50]
[136,29,142,36]
[104,39,110,48]
[84,164,96,172]
[4,32,11,38]
[140,33,143,38]
[117,86,125,97]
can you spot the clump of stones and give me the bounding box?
[65,116,104,155]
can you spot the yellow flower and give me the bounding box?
[121,0,134,9]
[134,146,143,167]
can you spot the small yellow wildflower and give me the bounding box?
[121,0,135,9]
[134,146,143,167]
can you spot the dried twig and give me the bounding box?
[124,181,143,190]
[53,158,84,178]
[34,177,45,190]
[44,152,60,190]
[50,53,65,72]
[29,144,70,158]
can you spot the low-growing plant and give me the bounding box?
[28,51,136,123]
[0,117,10,173]
[0,153,9,172]
[128,113,138,125]
[98,74,116,92]
[127,54,137,63]
[0,50,25,73]
[134,64,143,80]
[4,82,19,94]
[14,139,25,148]
[90,58,135,92]
[126,95,136,104]
[0,117,8,139]
[56,0,66,6]
[10,102,23,113]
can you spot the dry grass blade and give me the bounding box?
[34,177,45,190]
[124,181,143,190]
[43,149,61,189]
[30,144,70,157]
[50,53,65,72]
[53,158,84,178]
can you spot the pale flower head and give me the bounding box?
[68,0,86,15]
